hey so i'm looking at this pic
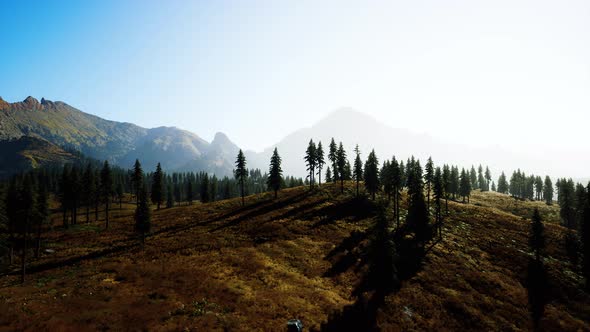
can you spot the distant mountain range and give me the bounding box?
[1,96,588,181]
[0,96,240,176]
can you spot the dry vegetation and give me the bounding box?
[0,183,588,331]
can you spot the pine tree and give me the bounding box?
[353,145,363,197]
[459,168,472,203]
[33,184,49,259]
[116,182,124,209]
[477,165,486,191]
[497,172,509,194]
[186,179,194,205]
[470,166,478,190]
[304,140,317,189]
[406,159,431,243]
[582,183,590,290]
[267,148,283,198]
[200,174,210,203]
[543,176,553,205]
[364,150,379,200]
[325,166,332,183]
[424,157,434,210]
[82,163,95,223]
[328,138,338,183]
[391,157,402,227]
[210,175,218,202]
[151,163,164,210]
[166,184,174,208]
[235,149,248,206]
[336,142,347,193]
[134,185,151,248]
[485,166,492,191]
[316,142,325,186]
[100,161,113,229]
[450,166,460,200]
[442,165,451,213]
[132,159,143,205]
[433,167,444,239]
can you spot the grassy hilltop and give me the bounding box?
[0,183,588,331]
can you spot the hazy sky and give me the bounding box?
[1,1,589,156]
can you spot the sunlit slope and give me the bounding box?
[0,184,587,331]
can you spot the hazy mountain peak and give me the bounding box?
[212,132,232,144]
[319,107,379,127]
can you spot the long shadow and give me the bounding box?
[318,210,430,331]
[208,191,314,232]
[311,196,377,229]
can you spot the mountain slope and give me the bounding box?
[0,97,239,174]
[0,184,587,330]
[0,136,79,177]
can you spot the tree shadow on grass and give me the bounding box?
[317,211,429,331]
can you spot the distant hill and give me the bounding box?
[0,136,78,178]
[0,96,240,175]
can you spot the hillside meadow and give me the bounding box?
[0,183,588,331]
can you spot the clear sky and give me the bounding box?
[1,0,589,156]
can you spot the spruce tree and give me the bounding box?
[210,175,218,202]
[459,168,472,203]
[325,166,332,183]
[316,142,325,186]
[336,142,347,193]
[424,157,434,210]
[470,166,478,190]
[442,165,451,213]
[151,163,164,210]
[234,149,248,206]
[391,157,402,227]
[304,139,317,189]
[497,172,509,194]
[135,185,151,248]
[582,183,590,290]
[82,163,95,223]
[485,166,492,191]
[433,167,444,239]
[267,148,283,198]
[477,165,486,191]
[200,174,210,203]
[363,150,379,200]
[353,145,363,197]
[328,138,338,183]
[100,161,113,229]
[406,159,430,243]
[132,159,143,205]
[543,176,553,205]
[186,179,194,205]
[33,184,48,259]
[166,184,174,208]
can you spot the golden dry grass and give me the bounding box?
[0,184,588,331]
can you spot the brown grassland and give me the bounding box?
[0,183,589,331]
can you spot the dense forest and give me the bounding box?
[1,137,589,328]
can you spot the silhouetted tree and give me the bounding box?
[406,159,431,243]
[485,166,492,191]
[325,166,332,183]
[442,165,451,213]
[528,208,547,329]
[582,183,590,290]
[433,167,444,239]
[477,165,486,191]
[200,174,210,203]
[424,157,434,210]
[469,166,478,190]
[186,179,194,205]
[33,184,48,259]
[304,140,317,189]
[267,148,283,198]
[100,161,113,229]
[82,163,96,223]
[336,142,347,193]
[353,145,363,197]
[364,150,379,200]
[543,176,553,205]
[328,138,338,183]
[391,157,402,228]
[235,149,248,206]
[316,142,325,186]
[151,163,164,209]
[132,159,143,205]
[497,171,509,194]
[530,208,545,262]
[166,184,174,208]
[459,168,472,203]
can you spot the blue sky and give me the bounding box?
[1,0,589,155]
